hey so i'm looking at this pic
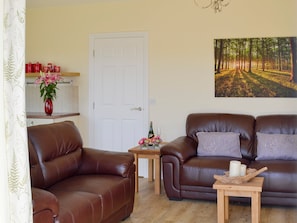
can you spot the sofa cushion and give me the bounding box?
[196,132,242,158]
[48,190,102,223]
[256,132,297,160]
[181,156,250,187]
[49,175,133,221]
[181,157,229,187]
[255,114,297,135]
[28,121,83,188]
[249,160,297,193]
[186,113,255,159]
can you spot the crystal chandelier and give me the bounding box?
[194,0,231,13]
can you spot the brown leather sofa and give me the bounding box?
[161,113,297,206]
[28,121,135,223]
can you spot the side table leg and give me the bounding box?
[135,154,139,193]
[251,191,261,223]
[154,156,161,194]
[148,159,153,182]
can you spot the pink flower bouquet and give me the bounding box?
[138,136,162,148]
[35,71,62,101]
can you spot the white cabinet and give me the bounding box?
[27,118,54,126]
[27,112,79,127]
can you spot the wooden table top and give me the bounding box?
[213,177,264,192]
[128,143,167,155]
[128,145,161,155]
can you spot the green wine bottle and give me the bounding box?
[148,121,155,139]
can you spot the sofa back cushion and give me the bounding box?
[28,121,83,188]
[255,115,297,134]
[196,132,242,158]
[186,113,255,159]
[255,115,297,160]
[28,139,45,188]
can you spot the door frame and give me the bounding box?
[88,32,149,147]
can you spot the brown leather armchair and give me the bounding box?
[28,121,135,223]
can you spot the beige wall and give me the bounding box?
[26,0,297,144]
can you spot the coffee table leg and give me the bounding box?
[224,195,229,222]
[217,190,227,223]
[251,191,261,223]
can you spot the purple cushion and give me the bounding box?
[196,132,242,158]
[256,132,297,160]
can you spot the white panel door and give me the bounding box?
[89,33,148,159]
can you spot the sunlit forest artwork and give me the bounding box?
[214,37,297,97]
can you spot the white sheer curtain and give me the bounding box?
[0,0,32,222]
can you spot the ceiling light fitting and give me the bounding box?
[194,0,231,13]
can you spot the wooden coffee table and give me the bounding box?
[128,145,162,195]
[213,177,264,223]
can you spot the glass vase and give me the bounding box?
[44,98,53,116]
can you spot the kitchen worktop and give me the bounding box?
[27,112,80,119]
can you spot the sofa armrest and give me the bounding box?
[161,136,197,164]
[78,148,135,177]
[32,187,59,222]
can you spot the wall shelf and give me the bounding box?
[26,72,80,77]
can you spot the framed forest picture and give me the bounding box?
[214,37,297,97]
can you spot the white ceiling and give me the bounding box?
[26,0,111,8]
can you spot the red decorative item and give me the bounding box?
[26,63,32,73]
[44,98,53,115]
[35,62,41,73]
[54,66,61,72]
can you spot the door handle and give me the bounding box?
[130,107,142,111]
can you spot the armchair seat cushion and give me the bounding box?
[49,174,133,221]
[48,190,101,223]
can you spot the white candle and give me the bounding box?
[229,160,241,177]
[240,164,247,176]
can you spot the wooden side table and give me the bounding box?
[213,177,264,223]
[128,145,162,195]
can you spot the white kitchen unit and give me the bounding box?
[27,112,80,127]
